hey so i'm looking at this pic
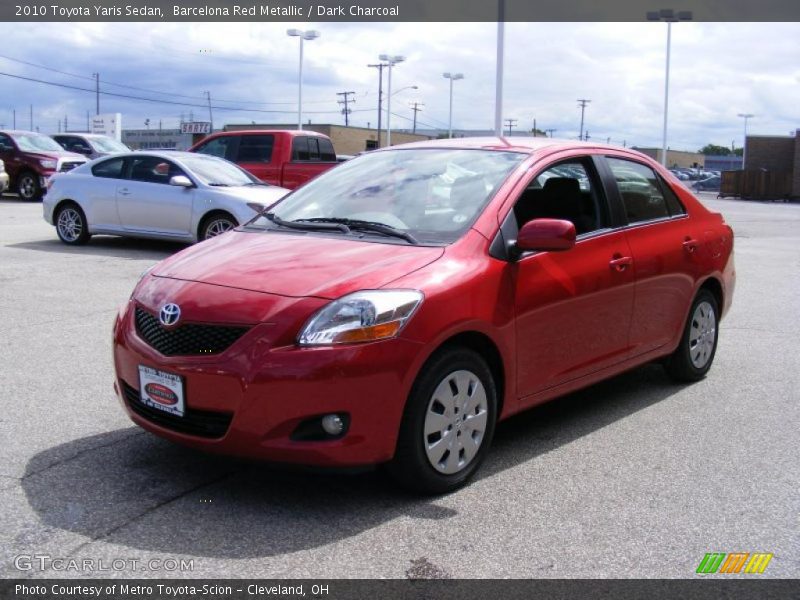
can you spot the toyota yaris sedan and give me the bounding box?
[113,138,735,494]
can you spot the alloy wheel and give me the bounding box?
[57,208,83,243]
[689,300,716,368]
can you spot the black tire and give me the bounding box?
[664,289,719,382]
[388,347,498,495]
[55,202,91,245]
[199,212,237,241]
[17,171,42,201]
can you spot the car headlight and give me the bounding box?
[40,159,57,169]
[298,290,423,346]
[130,265,156,298]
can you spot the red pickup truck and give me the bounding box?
[190,129,338,190]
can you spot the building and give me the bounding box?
[632,147,705,169]
[704,155,743,171]
[223,123,432,155]
[122,128,194,151]
[743,130,800,198]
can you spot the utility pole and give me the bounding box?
[93,73,100,115]
[337,91,355,126]
[29,104,33,130]
[367,62,386,147]
[13,108,16,129]
[577,98,591,141]
[205,91,213,132]
[545,128,556,137]
[64,114,68,132]
[86,110,90,131]
[504,118,517,136]
[409,101,424,134]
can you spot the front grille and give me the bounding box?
[59,161,83,172]
[135,307,249,356]
[121,380,232,439]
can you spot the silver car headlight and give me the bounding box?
[298,290,423,346]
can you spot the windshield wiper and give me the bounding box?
[295,217,419,245]
[207,182,233,187]
[243,181,271,187]
[264,212,350,234]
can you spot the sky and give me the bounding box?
[0,20,797,151]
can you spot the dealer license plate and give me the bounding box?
[138,365,185,417]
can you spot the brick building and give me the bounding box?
[744,131,800,198]
[632,147,705,169]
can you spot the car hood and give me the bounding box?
[212,185,289,205]
[152,230,444,299]
[26,150,87,162]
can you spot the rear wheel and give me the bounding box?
[664,289,719,382]
[17,171,42,201]
[388,347,497,495]
[200,212,237,241]
[55,202,91,245]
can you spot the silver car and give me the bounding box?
[51,133,130,160]
[43,151,288,245]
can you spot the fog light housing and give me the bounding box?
[321,414,345,436]
[290,413,350,441]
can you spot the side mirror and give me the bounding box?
[169,175,194,188]
[513,218,576,256]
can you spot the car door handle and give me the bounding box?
[609,254,633,272]
[683,238,699,253]
[118,188,131,196]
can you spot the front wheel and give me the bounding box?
[388,347,497,495]
[200,212,237,241]
[664,289,719,382]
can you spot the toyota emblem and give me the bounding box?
[159,303,181,327]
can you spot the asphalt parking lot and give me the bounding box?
[0,191,798,579]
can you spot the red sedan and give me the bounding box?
[113,138,735,494]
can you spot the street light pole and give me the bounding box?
[379,54,405,146]
[367,62,386,147]
[737,113,754,170]
[443,72,464,139]
[494,0,505,136]
[647,9,692,166]
[287,29,320,131]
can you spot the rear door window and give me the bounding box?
[606,157,670,224]
[236,135,274,163]
[194,136,237,161]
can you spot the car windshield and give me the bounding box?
[254,148,525,244]
[12,133,64,153]
[178,155,260,186]
[89,137,129,153]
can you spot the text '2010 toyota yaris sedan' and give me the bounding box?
[113,138,735,494]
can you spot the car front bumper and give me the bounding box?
[112,299,423,467]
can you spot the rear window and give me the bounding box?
[92,157,125,179]
[292,136,336,162]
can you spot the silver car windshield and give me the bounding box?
[258,148,525,244]
[178,155,259,186]
[12,133,64,153]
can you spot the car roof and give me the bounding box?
[384,136,641,156]
[1,129,52,136]
[208,129,328,138]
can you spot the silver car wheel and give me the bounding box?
[424,369,488,475]
[204,218,235,239]
[689,300,716,369]
[57,207,83,242]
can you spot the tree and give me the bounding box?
[699,144,731,156]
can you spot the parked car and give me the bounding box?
[113,138,735,494]
[190,129,338,189]
[0,159,8,194]
[43,151,288,245]
[693,175,721,192]
[0,130,87,200]
[51,133,130,159]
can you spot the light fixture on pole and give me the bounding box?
[647,8,692,166]
[737,113,754,170]
[379,54,405,146]
[287,29,320,131]
[443,72,464,139]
